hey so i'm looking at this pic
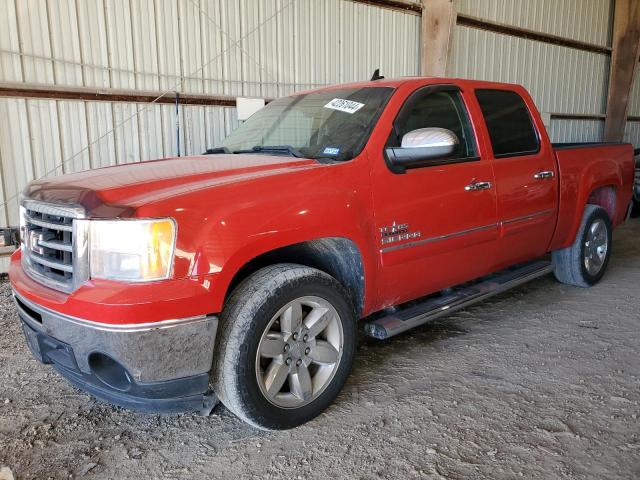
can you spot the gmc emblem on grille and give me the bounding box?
[27,230,44,255]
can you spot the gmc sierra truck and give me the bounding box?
[10,77,635,430]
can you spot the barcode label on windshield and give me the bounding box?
[324,98,365,114]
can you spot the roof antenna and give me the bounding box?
[370,68,384,81]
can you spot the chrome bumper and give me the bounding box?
[13,291,218,384]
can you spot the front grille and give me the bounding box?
[21,200,88,293]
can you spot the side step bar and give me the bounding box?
[364,260,553,340]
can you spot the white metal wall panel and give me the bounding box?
[27,99,63,179]
[547,119,605,143]
[456,0,614,48]
[104,0,136,90]
[257,0,283,98]
[47,0,83,86]
[240,0,264,98]
[85,101,116,169]
[130,0,160,91]
[0,146,7,226]
[154,0,181,91]
[200,0,227,96]
[0,98,33,226]
[57,100,91,174]
[220,0,244,97]
[624,122,640,148]
[137,104,165,160]
[75,0,110,88]
[450,26,610,116]
[16,0,53,83]
[627,69,640,117]
[183,105,206,155]
[178,0,204,94]
[0,0,22,82]
[112,103,141,164]
[14,0,54,84]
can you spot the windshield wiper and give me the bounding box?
[203,147,231,154]
[233,145,303,158]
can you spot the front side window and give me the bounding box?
[219,87,394,161]
[475,89,539,157]
[390,88,477,160]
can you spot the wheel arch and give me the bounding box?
[556,183,618,249]
[587,185,617,223]
[223,237,366,316]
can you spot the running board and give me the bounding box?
[364,260,553,340]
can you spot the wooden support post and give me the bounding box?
[604,0,640,142]
[420,0,457,76]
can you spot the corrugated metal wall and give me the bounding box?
[625,64,640,147]
[449,27,610,115]
[456,0,613,46]
[0,0,629,241]
[0,0,421,229]
[452,0,614,144]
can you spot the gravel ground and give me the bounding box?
[1,218,639,480]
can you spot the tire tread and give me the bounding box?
[212,263,355,430]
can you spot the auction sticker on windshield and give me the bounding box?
[324,98,365,114]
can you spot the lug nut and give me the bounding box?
[292,333,298,340]
[303,334,309,342]
[296,359,302,366]
[284,344,290,352]
[305,347,310,355]
[285,357,292,365]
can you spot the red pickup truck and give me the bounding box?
[10,77,635,430]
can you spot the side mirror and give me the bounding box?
[385,127,459,173]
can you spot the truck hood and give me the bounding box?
[23,154,321,217]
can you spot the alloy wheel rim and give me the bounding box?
[255,296,344,409]
[584,219,608,276]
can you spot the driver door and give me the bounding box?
[370,85,499,307]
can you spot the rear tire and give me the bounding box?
[212,264,356,430]
[552,205,612,287]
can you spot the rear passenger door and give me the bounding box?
[474,88,558,267]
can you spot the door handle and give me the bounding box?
[534,170,554,179]
[464,181,492,191]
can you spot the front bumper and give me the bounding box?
[14,291,219,414]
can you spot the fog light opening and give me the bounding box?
[88,352,134,392]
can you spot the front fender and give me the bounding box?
[149,160,379,314]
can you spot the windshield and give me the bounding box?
[218,87,394,161]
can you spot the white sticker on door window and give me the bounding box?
[324,98,365,114]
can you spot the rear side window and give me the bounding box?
[475,89,539,157]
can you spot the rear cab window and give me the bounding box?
[475,89,540,158]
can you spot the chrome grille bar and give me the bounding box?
[23,215,73,232]
[38,239,73,252]
[21,199,88,293]
[28,253,74,273]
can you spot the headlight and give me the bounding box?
[89,218,176,282]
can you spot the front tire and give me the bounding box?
[552,205,612,287]
[212,264,356,430]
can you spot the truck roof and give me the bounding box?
[295,77,528,96]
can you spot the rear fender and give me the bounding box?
[550,155,625,250]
